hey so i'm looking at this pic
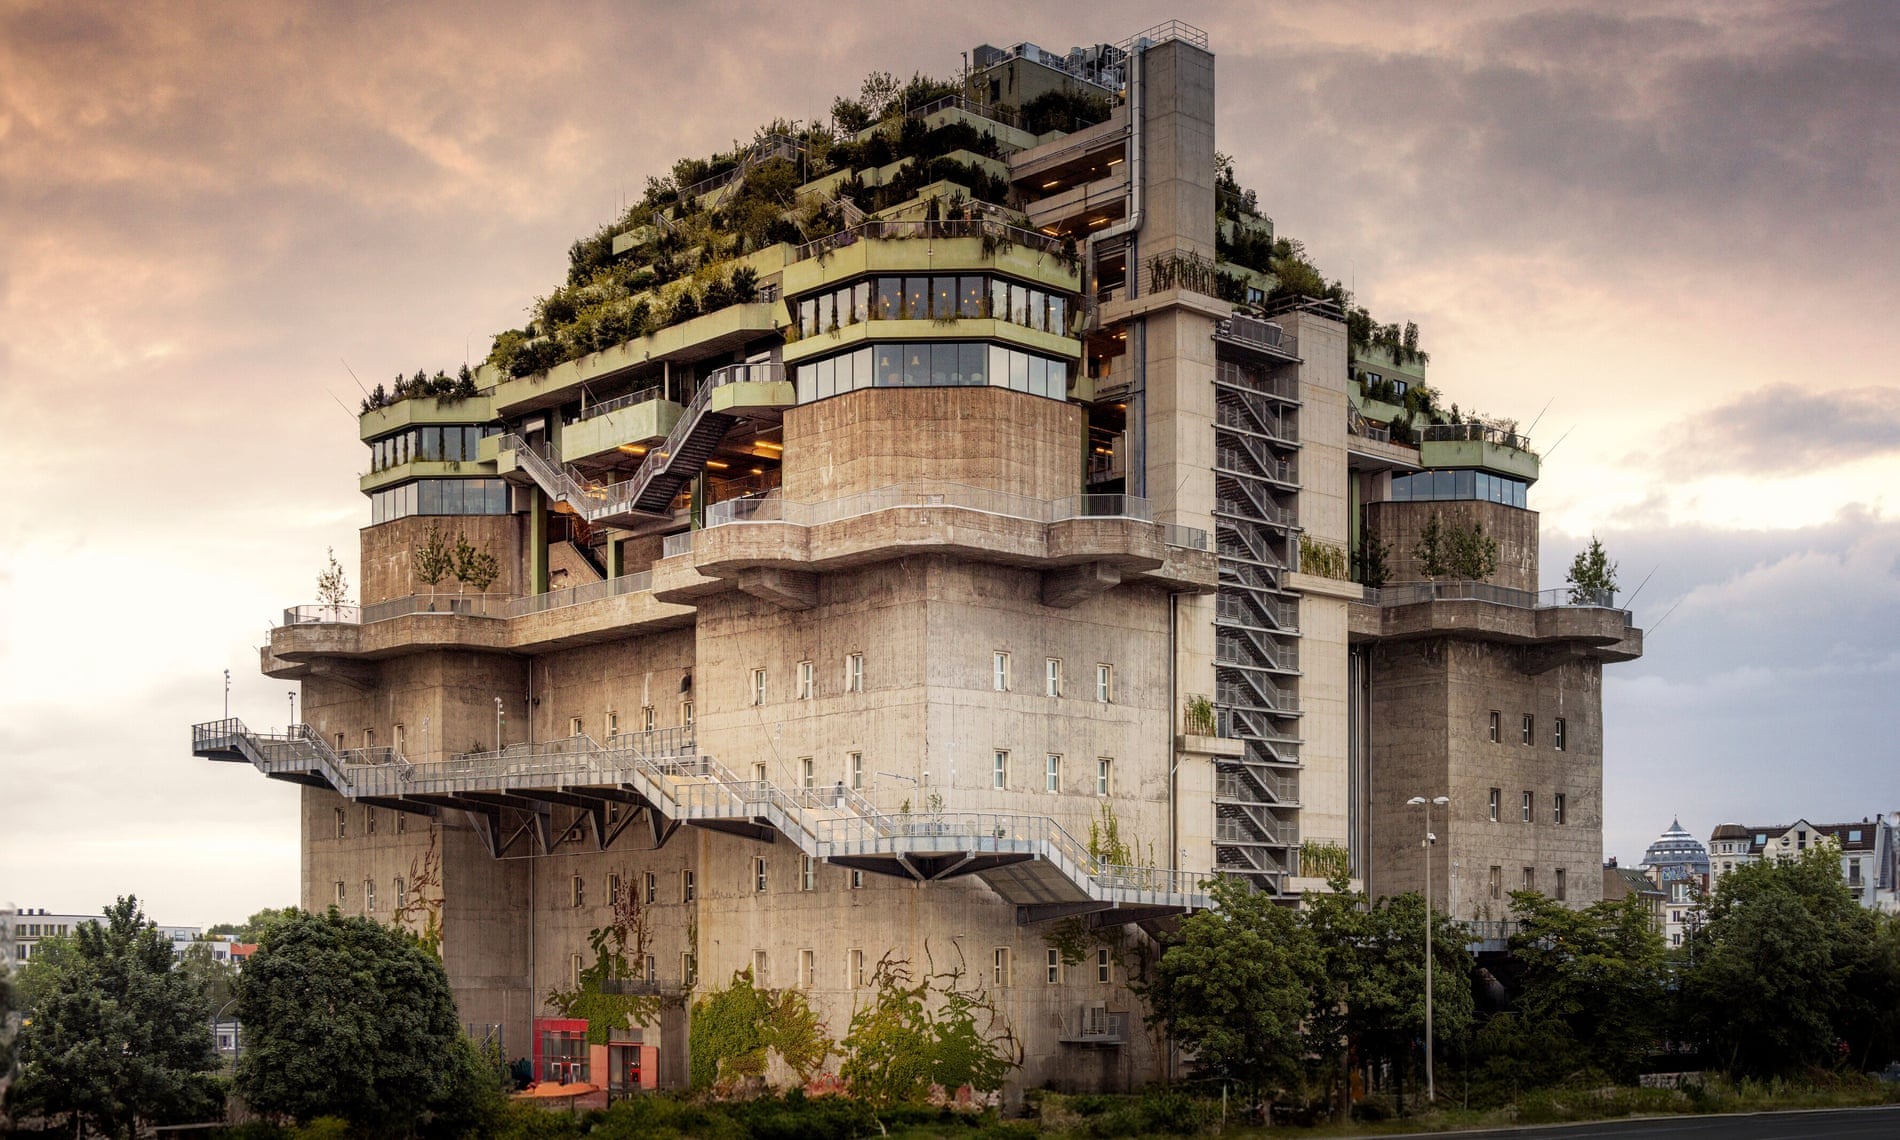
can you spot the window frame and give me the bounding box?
[993,749,1009,790]
[797,660,814,700]
[1045,657,1062,698]
[993,651,1011,692]
[1096,663,1114,703]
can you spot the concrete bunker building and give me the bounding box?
[193,21,1641,1094]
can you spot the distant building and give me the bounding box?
[1708,815,1899,913]
[1601,858,1666,936]
[1639,819,1710,948]
[3,907,217,965]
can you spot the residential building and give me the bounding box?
[1600,858,1666,937]
[1709,815,1900,912]
[3,906,213,965]
[193,22,1639,1094]
[1639,819,1710,948]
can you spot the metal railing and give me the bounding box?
[513,572,653,616]
[794,218,1069,266]
[1215,315,1299,359]
[1363,581,1623,613]
[1420,422,1533,453]
[282,574,655,631]
[1162,523,1208,551]
[908,93,1022,130]
[1119,19,1209,53]
[577,385,665,422]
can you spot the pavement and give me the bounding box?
[1379,1105,1900,1139]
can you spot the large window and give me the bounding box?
[368,424,492,473]
[1389,469,1528,508]
[369,478,510,524]
[794,273,1071,337]
[795,342,1071,403]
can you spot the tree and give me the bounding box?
[1680,845,1895,1078]
[206,906,300,945]
[451,533,500,594]
[316,547,351,607]
[1147,876,1317,1102]
[1476,891,1667,1090]
[10,897,221,1139]
[1565,536,1619,603]
[412,524,453,596]
[178,940,238,1016]
[835,956,1014,1106]
[236,909,465,1135]
[1414,512,1499,581]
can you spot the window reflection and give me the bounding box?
[1389,470,1528,508]
[796,343,1068,403]
[370,477,512,524]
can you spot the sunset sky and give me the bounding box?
[3,0,1895,925]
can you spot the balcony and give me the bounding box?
[1350,580,1643,666]
[1057,1007,1128,1047]
[359,394,494,442]
[782,221,1078,299]
[492,303,783,417]
[1418,422,1539,483]
[559,390,682,464]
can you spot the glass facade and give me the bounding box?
[796,274,1069,338]
[368,424,494,473]
[369,478,512,524]
[1389,469,1528,508]
[795,342,1071,403]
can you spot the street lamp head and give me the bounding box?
[1407,796,1427,806]
[1432,796,1450,806]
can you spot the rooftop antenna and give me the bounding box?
[1645,595,1685,636]
[1624,564,1660,608]
[340,359,370,397]
[324,388,361,423]
[1541,425,1576,459]
[1524,396,1555,436]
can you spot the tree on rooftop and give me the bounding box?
[316,546,351,608]
[412,525,453,597]
[1565,536,1619,603]
[10,897,221,1139]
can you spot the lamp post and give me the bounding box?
[495,696,504,751]
[224,669,230,719]
[1407,794,1450,1105]
[287,690,296,732]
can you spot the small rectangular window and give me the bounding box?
[643,706,657,732]
[1096,664,1114,703]
[1489,866,1502,899]
[993,651,1010,692]
[680,700,695,729]
[683,952,698,986]
[1523,867,1537,892]
[571,875,585,908]
[800,757,814,788]
[1096,947,1112,983]
[1045,754,1061,793]
[752,669,767,707]
[797,660,814,700]
[397,813,407,835]
[1045,658,1062,698]
[993,750,1009,790]
[335,807,348,839]
[1521,791,1533,823]
[335,881,346,907]
[1554,868,1568,901]
[364,879,376,913]
[1488,788,1501,822]
[846,653,864,693]
[1522,714,1535,745]
[1553,718,1567,751]
[992,947,1012,987]
[608,873,623,906]
[801,855,815,892]
[365,807,376,835]
[1488,711,1500,743]
[571,953,585,989]
[682,869,696,901]
[1554,794,1567,825]
[644,872,657,905]
[849,751,864,790]
[607,711,620,739]
[754,857,768,893]
[1046,948,1062,983]
[850,868,864,889]
[1096,758,1112,797]
[569,716,584,738]
[849,948,865,988]
[799,949,814,989]
[394,877,407,910]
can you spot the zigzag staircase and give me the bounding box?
[192,719,1205,925]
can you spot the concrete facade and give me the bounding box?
[199,22,1642,1098]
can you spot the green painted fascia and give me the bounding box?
[1419,439,1541,484]
[1352,342,1428,383]
[493,302,782,416]
[1349,391,1407,424]
[781,235,1079,299]
[358,394,495,442]
[360,458,497,494]
[560,400,685,463]
[919,106,1040,152]
[708,381,797,416]
[780,318,1079,365]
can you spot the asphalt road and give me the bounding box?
[1382,1105,1900,1139]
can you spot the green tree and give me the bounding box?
[10,897,221,1139]
[412,524,454,596]
[1681,845,1895,1077]
[1476,891,1667,1090]
[236,909,465,1135]
[451,533,500,594]
[1147,876,1317,1101]
[205,906,300,945]
[1565,536,1619,603]
[1414,512,1499,581]
[178,940,238,1016]
[836,956,1015,1106]
[316,547,351,607]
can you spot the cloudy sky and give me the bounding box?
[2,0,1895,925]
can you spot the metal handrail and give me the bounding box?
[1420,422,1533,453]
[282,575,653,630]
[907,93,1022,130]
[1363,581,1624,614]
[577,385,665,422]
[1214,314,1298,358]
[793,218,1069,267]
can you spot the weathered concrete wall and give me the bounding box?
[780,386,1082,503]
[360,514,525,604]
[1366,499,1540,592]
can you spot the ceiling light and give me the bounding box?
[705,460,730,470]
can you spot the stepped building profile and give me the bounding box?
[194,22,1641,1094]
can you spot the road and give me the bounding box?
[1383,1105,1900,1139]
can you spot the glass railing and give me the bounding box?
[1363,581,1624,615]
[281,573,655,629]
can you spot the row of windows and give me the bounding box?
[368,478,511,524]
[794,275,1071,338]
[334,806,411,838]
[599,944,1115,994]
[367,424,495,472]
[1486,789,1569,825]
[11,923,71,938]
[992,751,1115,795]
[746,655,1114,705]
[333,876,411,911]
[1390,469,1529,508]
[1484,865,1571,902]
[794,342,1072,404]
[1488,711,1568,750]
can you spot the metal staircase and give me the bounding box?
[192,718,1206,923]
[501,362,789,526]
[1210,341,1304,895]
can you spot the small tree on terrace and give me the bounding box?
[316,547,351,607]
[452,533,500,594]
[412,524,453,597]
[1565,535,1619,603]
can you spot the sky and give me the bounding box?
[2,0,1896,926]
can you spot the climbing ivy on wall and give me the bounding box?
[688,969,833,1092]
[390,824,446,959]
[544,869,665,1045]
[837,952,1019,1106]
